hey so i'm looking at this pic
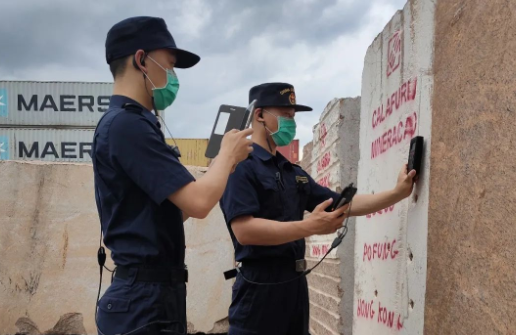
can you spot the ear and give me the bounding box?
[133,49,147,73]
[255,108,265,123]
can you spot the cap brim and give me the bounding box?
[293,104,313,112]
[257,103,313,112]
[167,47,200,69]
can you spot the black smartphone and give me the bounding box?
[333,183,358,210]
[407,136,424,177]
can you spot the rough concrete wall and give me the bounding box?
[425,1,516,334]
[335,98,361,335]
[354,0,435,334]
[300,140,314,176]
[302,97,360,335]
[0,161,232,334]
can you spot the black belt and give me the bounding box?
[115,265,188,283]
[224,259,306,280]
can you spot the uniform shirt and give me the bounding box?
[220,143,340,262]
[92,95,195,268]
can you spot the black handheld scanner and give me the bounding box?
[332,183,358,211]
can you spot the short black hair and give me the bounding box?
[109,55,131,79]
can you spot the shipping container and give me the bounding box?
[277,139,300,164]
[0,81,113,127]
[0,128,95,162]
[165,138,211,167]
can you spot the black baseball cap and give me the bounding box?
[249,83,312,112]
[105,16,200,68]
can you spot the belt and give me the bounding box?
[115,265,188,283]
[223,259,306,280]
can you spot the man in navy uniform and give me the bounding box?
[220,82,416,335]
[93,16,253,334]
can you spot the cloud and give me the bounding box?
[0,0,407,148]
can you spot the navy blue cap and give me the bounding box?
[249,83,312,112]
[105,16,200,68]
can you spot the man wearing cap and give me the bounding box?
[93,16,253,334]
[219,83,416,334]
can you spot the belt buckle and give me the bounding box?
[295,259,307,272]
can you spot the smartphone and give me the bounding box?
[407,136,424,177]
[333,183,358,210]
[244,99,257,129]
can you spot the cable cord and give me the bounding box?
[237,202,353,286]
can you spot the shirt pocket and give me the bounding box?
[256,174,284,220]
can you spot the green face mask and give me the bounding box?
[264,110,297,146]
[146,56,180,110]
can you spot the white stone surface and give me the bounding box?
[353,1,435,334]
[0,161,232,334]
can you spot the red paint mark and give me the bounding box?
[357,299,375,319]
[311,244,331,257]
[363,239,398,262]
[378,302,396,328]
[322,244,329,254]
[312,245,321,256]
[319,123,328,149]
[357,299,404,331]
[366,205,395,218]
[316,152,332,173]
[387,31,402,77]
[397,315,404,330]
[370,112,417,160]
[371,77,417,129]
[317,174,330,188]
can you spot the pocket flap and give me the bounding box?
[99,296,131,313]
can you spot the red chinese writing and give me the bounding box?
[371,112,417,160]
[316,152,331,173]
[357,299,404,331]
[366,205,395,218]
[371,77,417,129]
[363,239,398,262]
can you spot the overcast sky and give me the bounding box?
[0,0,406,149]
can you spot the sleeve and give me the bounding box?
[109,115,195,205]
[305,172,340,213]
[220,162,260,225]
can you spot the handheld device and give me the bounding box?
[205,99,257,158]
[333,183,358,210]
[407,136,424,177]
[243,99,257,129]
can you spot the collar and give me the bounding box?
[252,143,292,168]
[252,143,273,161]
[110,95,157,124]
